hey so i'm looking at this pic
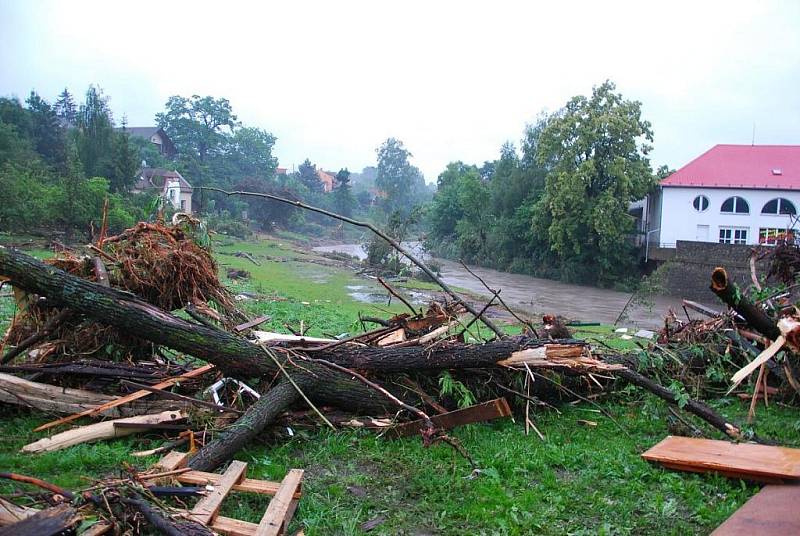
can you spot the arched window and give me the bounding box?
[692,195,709,212]
[761,198,796,215]
[721,196,749,214]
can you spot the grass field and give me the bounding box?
[1,234,798,535]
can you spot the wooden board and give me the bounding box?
[642,436,800,483]
[22,410,187,453]
[255,469,304,536]
[190,460,248,525]
[178,471,301,499]
[389,397,512,438]
[712,484,800,535]
[34,364,213,431]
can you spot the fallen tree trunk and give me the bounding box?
[0,245,596,378]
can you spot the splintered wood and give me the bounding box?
[154,452,303,536]
[642,436,800,483]
[497,344,623,372]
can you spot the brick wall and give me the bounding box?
[659,241,770,302]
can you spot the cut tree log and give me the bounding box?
[22,410,186,453]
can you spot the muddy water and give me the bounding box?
[312,243,691,328]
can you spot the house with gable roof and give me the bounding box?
[132,168,193,213]
[644,145,800,253]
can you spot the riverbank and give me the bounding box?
[313,242,701,329]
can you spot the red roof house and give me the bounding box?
[646,145,800,248]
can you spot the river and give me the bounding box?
[312,243,693,329]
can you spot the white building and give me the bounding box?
[646,145,800,250]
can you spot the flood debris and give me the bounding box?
[2,212,800,533]
[0,452,303,536]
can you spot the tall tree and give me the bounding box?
[76,85,114,178]
[156,95,238,165]
[54,88,77,126]
[227,126,278,179]
[333,168,355,217]
[298,158,321,193]
[533,80,656,285]
[25,91,67,169]
[110,120,140,192]
[375,137,426,215]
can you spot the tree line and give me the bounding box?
[425,81,660,287]
[0,84,434,239]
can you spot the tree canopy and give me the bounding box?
[426,81,657,286]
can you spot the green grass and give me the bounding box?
[1,234,798,534]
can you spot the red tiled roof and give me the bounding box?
[661,145,800,190]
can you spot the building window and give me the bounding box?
[720,196,749,214]
[692,195,709,212]
[759,228,794,245]
[719,227,748,244]
[761,198,796,215]
[180,199,186,211]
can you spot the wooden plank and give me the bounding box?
[34,364,214,432]
[190,460,248,525]
[658,461,786,485]
[255,469,304,536]
[0,504,79,536]
[155,451,190,472]
[389,397,512,438]
[0,498,37,526]
[22,410,187,453]
[212,515,259,536]
[682,299,722,318]
[642,436,800,483]
[178,471,301,499]
[712,484,800,535]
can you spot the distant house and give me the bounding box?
[275,167,288,175]
[644,145,800,250]
[117,127,177,158]
[132,168,193,213]
[317,170,335,193]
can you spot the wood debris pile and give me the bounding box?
[1,212,799,533]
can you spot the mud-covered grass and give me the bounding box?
[0,234,797,534]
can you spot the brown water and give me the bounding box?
[312,243,693,329]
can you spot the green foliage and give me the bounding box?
[534,80,656,285]
[668,380,691,409]
[75,85,115,178]
[438,371,477,409]
[207,211,253,239]
[375,137,430,216]
[333,168,355,217]
[426,81,655,287]
[298,158,321,193]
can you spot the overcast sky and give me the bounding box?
[1,1,798,182]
